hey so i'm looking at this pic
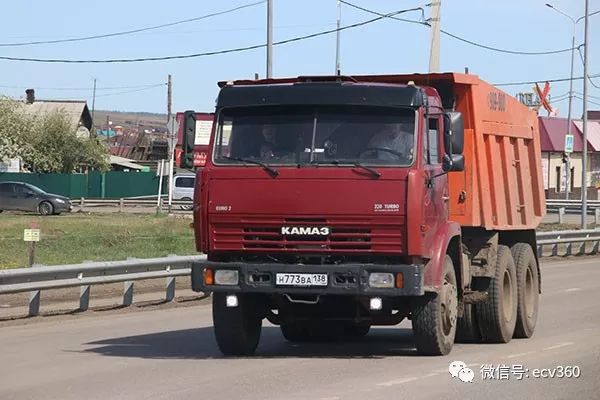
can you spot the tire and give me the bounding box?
[456,304,481,343]
[180,197,193,211]
[345,324,371,338]
[411,255,458,355]
[212,293,262,356]
[475,245,518,343]
[38,201,54,216]
[511,243,539,338]
[280,323,311,342]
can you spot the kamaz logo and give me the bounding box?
[281,226,330,236]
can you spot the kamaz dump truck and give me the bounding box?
[184,73,546,356]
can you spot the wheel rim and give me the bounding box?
[502,269,514,322]
[40,203,51,215]
[441,279,457,336]
[524,265,535,318]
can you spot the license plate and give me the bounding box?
[275,273,328,287]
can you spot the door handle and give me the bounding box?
[442,195,450,202]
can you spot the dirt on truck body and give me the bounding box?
[184,73,546,356]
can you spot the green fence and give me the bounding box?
[0,172,160,199]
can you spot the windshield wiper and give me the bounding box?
[330,160,381,178]
[222,156,279,177]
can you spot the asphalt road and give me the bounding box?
[1,258,598,400]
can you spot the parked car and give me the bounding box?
[173,174,195,210]
[0,182,72,215]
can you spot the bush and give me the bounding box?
[0,97,110,173]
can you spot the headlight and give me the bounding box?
[368,272,395,288]
[214,269,239,285]
[55,198,65,204]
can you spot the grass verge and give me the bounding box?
[0,213,196,269]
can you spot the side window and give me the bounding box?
[175,177,195,188]
[427,117,440,164]
[0,183,10,193]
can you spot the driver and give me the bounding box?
[362,122,413,162]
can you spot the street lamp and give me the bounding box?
[545,3,580,201]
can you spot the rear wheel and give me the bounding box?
[476,245,518,343]
[511,243,539,338]
[411,255,458,355]
[180,197,193,211]
[38,201,53,216]
[212,293,262,356]
[456,304,481,343]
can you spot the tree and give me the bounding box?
[0,97,110,173]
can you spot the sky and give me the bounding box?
[0,0,598,116]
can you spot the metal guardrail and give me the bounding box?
[71,197,193,212]
[0,255,205,317]
[1,229,599,318]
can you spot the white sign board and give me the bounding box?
[0,158,20,173]
[23,229,41,242]
[564,134,574,153]
[194,120,213,146]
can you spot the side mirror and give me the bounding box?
[443,112,464,156]
[181,110,196,169]
[442,154,465,172]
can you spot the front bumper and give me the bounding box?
[191,261,424,296]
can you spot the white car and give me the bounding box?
[173,174,195,210]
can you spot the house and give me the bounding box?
[21,89,93,136]
[539,115,600,199]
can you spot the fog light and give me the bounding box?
[214,270,239,285]
[369,272,395,288]
[226,295,238,308]
[369,297,383,311]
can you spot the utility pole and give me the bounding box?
[581,0,590,229]
[335,0,341,75]
[267,0,273,78]
[167,74,172,117]
[167,75,175,214]
[428,1,442,72]
[564,24,575,200]
[91,78,97,133]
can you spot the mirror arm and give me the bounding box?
[426,170,449,188]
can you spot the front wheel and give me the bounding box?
[38,201,53,216]
[411,255,458,355]
[213,293,262,356]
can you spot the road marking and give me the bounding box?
[507,351,536,359]
[565,288,582,292]
[423,373,439,378]
[376,377,418,386]
[544,342,574,351]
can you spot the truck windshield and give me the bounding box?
[213,106,416,166]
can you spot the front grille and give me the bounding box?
[211,216,404,253]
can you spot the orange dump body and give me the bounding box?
[349,73,546,231]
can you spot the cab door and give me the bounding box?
[422,115,449,257]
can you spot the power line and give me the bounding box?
[574,95,600,107]
[494,74,599,87]
[92,84,167,98]
[0,83,166,91]
[577,47,600,89]
[0,1,266,47]
[0,9,419,64]
[340,0,576,56]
